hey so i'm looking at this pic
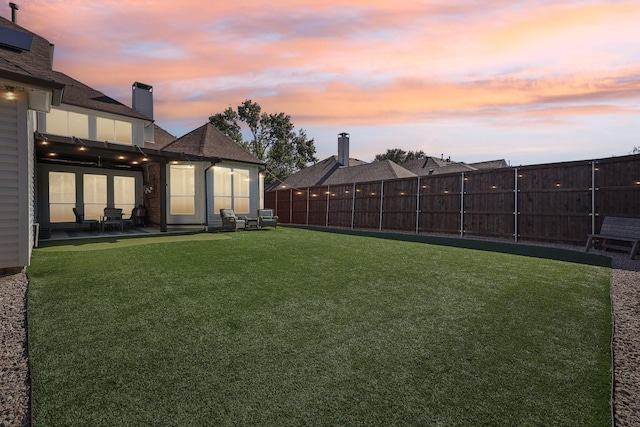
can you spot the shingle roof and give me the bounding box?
[277,155,416,188]
[52,71,150,121]
[161,122,263,165]
[467,159,509,169]
[151,124,177,149]
[401,156,507,176]
[324,160,416,185]
[276,156,365,188]
[0,17,63,93]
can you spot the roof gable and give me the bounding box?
[162,123,262,165]
[52,71,150,121]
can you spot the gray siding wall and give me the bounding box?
[0,95,30,269]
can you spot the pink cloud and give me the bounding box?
[9,0,640,165]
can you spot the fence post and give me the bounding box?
[379,180,384,231]
[275,189,278,222]
[416,176,421,234]
[326,185,330,227]
[290,189,293,224]
[351,182,356,229]
[591,161,597,235]
[306,188,310,225]
[514,167,519,242]
[460,173,465,237]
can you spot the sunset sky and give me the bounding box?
[11,1,640,166]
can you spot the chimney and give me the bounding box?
[9,2,18,23]
[338,132,349,166]
[132,82,153,119]
[132,82,154,143]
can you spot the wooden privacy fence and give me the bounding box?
[265,155,640,245]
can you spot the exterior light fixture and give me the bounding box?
[5,86,15,100]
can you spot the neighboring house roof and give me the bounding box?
[162,123,263,165]
[324,160,416,185]
[467,159,509,169]
[52,71,150,121]
[0,17,63,94]
[275,156,367,189]
[151,124,177,149]
[275,155,415,189]
[401,156,508,176]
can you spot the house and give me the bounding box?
[272,133,417,191]
[1,14,63,273]
[273,133,508,192]
[0,14,264,272]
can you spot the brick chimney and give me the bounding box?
[132,82,154,143]
[338,132,349,166]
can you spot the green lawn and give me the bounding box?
[28,228,612,426]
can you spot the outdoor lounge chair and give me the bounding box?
[220,209,246,231]
[72,207,99,231]
[101,208,124,232]
[257,209,278,228]
[121,207,137,230]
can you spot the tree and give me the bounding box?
[209,100,317,184]
[374,148,426,164]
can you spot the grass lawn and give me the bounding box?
[28,228,612,426]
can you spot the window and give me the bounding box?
[46,109,89,138]
[114,176,136,215]
[170,165,195,215]
[234,169,250,213]
[83,174,107,221]
[213,166,251,215]
[49,171,76,223]
[97,117,132,144]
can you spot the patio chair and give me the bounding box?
[72,207,99,231]
[121,207,137,230]
[101,208,123,232]
[257,209,278,229]
[220,209,245,231]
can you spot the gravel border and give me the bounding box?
[1,249,638,426]
[0,272,30,427]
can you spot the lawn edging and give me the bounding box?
[285,225,611,267]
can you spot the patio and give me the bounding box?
[42,225,207,242]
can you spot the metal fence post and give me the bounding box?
[591,161,597,235]
[416,176,421,234]
[351,182,356,229]
[290,189,293,224]
[514,167,519,242]
[379,180,384,231]
[306,188,310,225]
[326,185,330,227]
[460,173,465,237]
[275,189,278,222]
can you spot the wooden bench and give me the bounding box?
[585,216,640,259]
